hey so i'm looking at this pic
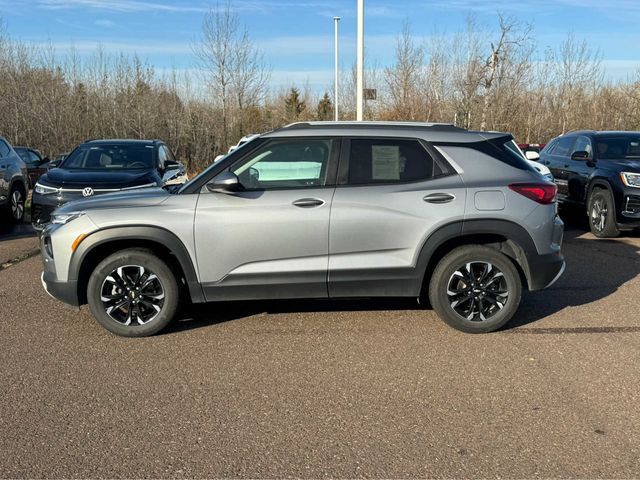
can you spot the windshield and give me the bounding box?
[61,144,155,170]
[596,135,640,160]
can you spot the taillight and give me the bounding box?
[509,183,557,205]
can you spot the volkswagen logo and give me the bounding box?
[82,187,94,197]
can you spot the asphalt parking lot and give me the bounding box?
[1,212,639,478]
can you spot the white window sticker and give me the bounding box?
[371,145,400,180]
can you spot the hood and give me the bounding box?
[55,187,170,214]
[42,167,157,189]
[603,158,640,171]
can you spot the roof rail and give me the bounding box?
[279,121,464,131]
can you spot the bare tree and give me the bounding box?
[384,21,425,120]
[194,2,269,150]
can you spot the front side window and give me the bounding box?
[550,137,576,157]
[348,138,443,185]
[572,136,593,157]
[62,144,155,170]
[232,138,332,189]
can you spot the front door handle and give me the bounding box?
[423,193,455,204]
[292,198,325,208]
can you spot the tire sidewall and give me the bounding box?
[588,189,619,238]
[429,246,522,334]
[87,250,179,337]
[7,184,25,223]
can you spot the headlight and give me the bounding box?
[621,172,640,188]
[35,182,59,195]
[51,212,84,225]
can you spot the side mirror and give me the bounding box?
[42,156,51,164]
[525,151,540,161]
[48,160,60,169]
[206,171,242,193]
[571,150,591,161]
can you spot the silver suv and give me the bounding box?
[39,122,565,337]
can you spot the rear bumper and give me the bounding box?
[527,252,566,290]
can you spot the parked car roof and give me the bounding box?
[267,121,510,143]
[83,139,163,146]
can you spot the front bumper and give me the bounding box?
[41,270,80,308]
[40,226,80,308]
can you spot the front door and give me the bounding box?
[194,137,338,301]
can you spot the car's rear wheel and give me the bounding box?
[429,245,522,333]
[87,249,179,337]
[4,184,25,223]
[588,188,619,238]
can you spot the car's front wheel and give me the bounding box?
[429,245,522,333]
[588,188,620,238]
[87,249,179,337]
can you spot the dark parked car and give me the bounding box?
[0,137,28,223]
[540,130,640,237]
[14,147,50,187]
[32,139,185,229]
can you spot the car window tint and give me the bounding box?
[30,151,41,163]
[348,138,439,185]
[63,145,155,170]
[158,146,168,165]
[15,148,30,162]
[232,138,332,190]
[572,136,593,157]
[0,140,10,158]
[164,146,176,162]
[550,137,575,156]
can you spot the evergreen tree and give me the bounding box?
[316,92,333,120]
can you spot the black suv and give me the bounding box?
[0,136,28,223]
[32,139,184,229]
[540,130,640,237]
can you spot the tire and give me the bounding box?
[588,188,620,238]
[4,183,25,223]
[428,245,522,334]
[87,249,180,337]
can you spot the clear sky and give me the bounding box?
[1,0,639,92]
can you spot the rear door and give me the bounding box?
[194,136,339,301]
[544,136,576,199]
[328,137,465,298]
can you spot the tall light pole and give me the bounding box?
[356,0,364,121]
[333,16,340,121]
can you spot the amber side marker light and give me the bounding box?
[71,234,88,252]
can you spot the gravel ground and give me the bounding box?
[0,217,639,478]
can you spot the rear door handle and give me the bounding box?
[423,193,455,204]
[292,198,325,208]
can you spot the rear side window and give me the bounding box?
[348,138,445,185]
[0,140,10,158]
[440,136,537,172]
[549,136,575,156]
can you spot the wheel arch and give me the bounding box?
[70,226,204,305]
[417,219,539,294]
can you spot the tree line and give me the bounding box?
[1,7,640,173]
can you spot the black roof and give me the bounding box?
[82,139,163,146]
[565,130,640,137]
